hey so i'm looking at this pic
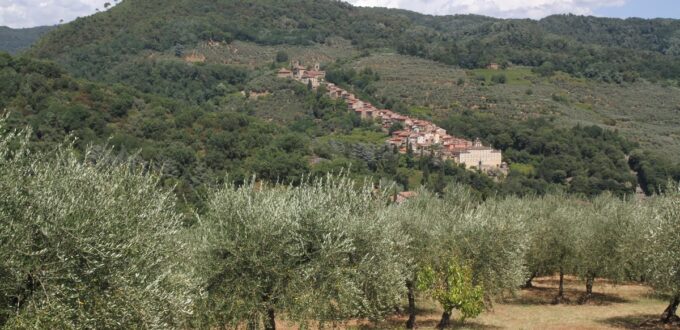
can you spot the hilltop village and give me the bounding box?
[278,62,505,173]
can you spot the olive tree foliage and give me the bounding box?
[522,195,580,302]
[192,176,409,329]
[417,259,484,328]
[456,195,529,298]
[383,186,479,328]
[0,126,193,329]
[639,185,680,322]
[574,194,638,301]
[387,186,528,328]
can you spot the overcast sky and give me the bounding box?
[1,0,678,28]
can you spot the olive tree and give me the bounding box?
[384,186,480,329]
[641,186,680,323]
[523,195,580,303]
[455,195,529,299]
[193,176,409,329]
[574,194,637,302]
[0,127,193,328]
[389,186,528,328]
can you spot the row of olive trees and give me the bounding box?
[1,122,678,328]
[189,176,410,329]
[519,192,680,322]
[384,188,529,328]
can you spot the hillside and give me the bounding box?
[5,2,680,328]
[337,53,680,156]
[0,26,54,54]
[9,0,680,197]
[30,0,680,82]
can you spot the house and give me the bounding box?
[487,63,500,70]
[452,139,502,170]
[277,68,292,79]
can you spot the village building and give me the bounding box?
[452,139,503,170]
[277,68,292,79]
[487,63,500,70]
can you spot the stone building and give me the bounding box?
[453,139,503,170]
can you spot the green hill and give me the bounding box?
[7,0,680,197]
[0,26,54,54]
[30,0,680,82]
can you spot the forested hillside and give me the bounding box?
[31,0,680,83]
[0,26,54,54]
[2,51,656,200]
[5,0,678,198]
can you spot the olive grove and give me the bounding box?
[0,123,679,328]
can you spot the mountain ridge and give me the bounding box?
[29,0,680,82]
[0,25,55,54]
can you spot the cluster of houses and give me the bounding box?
[277,62,505,173]
[277,61,326,88]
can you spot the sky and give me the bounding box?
[0,0,678,28]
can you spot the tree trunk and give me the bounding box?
[558,269,565,298]
[579,275,595,304]
[264,307,276,330]
[585,276,594,295]
[661,295,679,323]
[553,268,565,304]
[437,309,452,329]
[406,280,417,329]
[524,271,537,288]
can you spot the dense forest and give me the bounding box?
[0,26,54,54]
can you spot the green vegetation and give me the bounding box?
[30,0,680,84]
[193,177,407,328]
[471,68,532,85]
[417,260,485,326]
[3,0,680,328]
[0,125,191,329]
[440,113,637,196]
[0,26,54,54]
[2,125,679,328]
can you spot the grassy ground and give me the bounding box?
[318,128,389,145]
[276,276,675,329]
[183,38,360,68]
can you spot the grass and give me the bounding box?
[320,128,389,145]
[381,276,670,330]
[175,38,360,68]
[275,276,671,329]
[470,67,535,86]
